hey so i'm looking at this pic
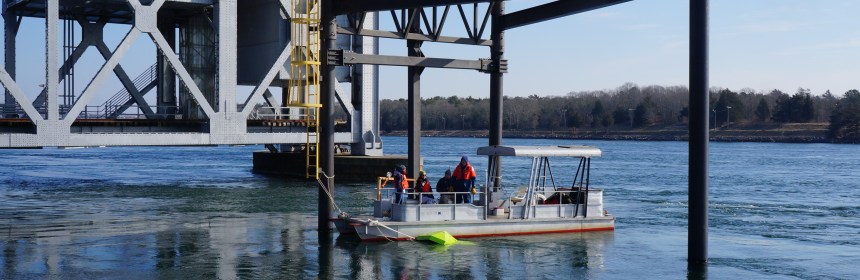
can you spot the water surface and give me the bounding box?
[1,137,859,279]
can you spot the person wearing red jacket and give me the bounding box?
[452,156,477,204]
[415,170,435,204]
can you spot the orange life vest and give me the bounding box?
[452,163,476,180]
[418,179,431,192]
[398,172,409,190]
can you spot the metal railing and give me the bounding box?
[100,63,158,118]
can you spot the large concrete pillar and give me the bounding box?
[350,12,382,156]
[319,0,337,231]
[689,0,709,265]
[157,10,177,118]
[488,1,505,201]
[407,10,423,178]
[3,12,18,118]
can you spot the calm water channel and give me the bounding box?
[1,137,859,279]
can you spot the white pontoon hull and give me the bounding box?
[344,216,615,241]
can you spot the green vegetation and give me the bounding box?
[379,83,860,143]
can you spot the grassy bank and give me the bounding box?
[381,123,831,143]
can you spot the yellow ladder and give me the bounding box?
[288,0,322,179]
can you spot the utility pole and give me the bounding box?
[461,114,466,130]
[726,106,732,129]
[628,108,634,128]
[560,109,568,128]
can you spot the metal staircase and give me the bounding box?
[100,63,157,118]
[288,0,322,179]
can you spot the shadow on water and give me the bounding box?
[332,231,615,279]
[687,262,708,280]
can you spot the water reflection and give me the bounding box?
[1,213,614,279]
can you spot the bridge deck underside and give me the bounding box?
[4,0,213,24]
[0,119,353,147]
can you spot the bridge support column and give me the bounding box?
[46,0,59,121]
[689,0,709,265]
[488,1,505,203]
[157,10,177,118]
[3,12,18,118]
[319,0,337,231]
[407,10,424,178]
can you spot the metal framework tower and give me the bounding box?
[287,0,323,179]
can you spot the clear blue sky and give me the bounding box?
[2,0,859,105]
[378,0,860,99]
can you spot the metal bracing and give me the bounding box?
[338,3,494,46]
[0,0,381,149]
[500,0,632,30]
[2,12,19,118]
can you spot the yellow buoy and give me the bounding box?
[417,231,458,246]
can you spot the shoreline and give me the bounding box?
[380,123,836,144]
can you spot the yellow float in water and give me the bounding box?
[416,231,458,246]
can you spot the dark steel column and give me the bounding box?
[689,0,709,264]
[4,12,18,118]
[319,0,337,232]
[157,11,177,119]
[407,10,423,177]
[487,1,505,202]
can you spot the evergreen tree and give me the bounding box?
[755,99,771,122]
[829,89,860,142]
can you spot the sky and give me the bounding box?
[2,0,860,106]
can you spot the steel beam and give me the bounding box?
[334,0,492,15]
[488,1,504,201]
[240,41,292,117]
[337,27,492,46]
[216,0,237,113]
[407,8,423,180]
[0,69,42,124]
[46,0,59,120]
[501,0,632,30]
[320,0,337,232]
[4,12,18,118]
[64,29,141,126]
[109,80,157,119]
[32,42,88,109]
[689,0,709,265]
[94,42,156,118]
[157,10,177,118]
[339,51,491,71]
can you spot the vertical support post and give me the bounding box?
[689,0,709,264]
[350,12,382,156]
[216,0,237,113]
[3,12,18,118]
[488,1,505,202]
[407,9,423,177]
[319,0,337,232]
[157,10,177,118]
[46,0,59,120]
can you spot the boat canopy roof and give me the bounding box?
[476,145,602,158]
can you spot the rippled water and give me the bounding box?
[1,137,859,279]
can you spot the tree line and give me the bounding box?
[379,83,860,142]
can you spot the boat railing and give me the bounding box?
[509,189,603,219]
[376,187,484,205]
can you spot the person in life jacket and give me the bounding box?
[452,156,477,204]
[436,169,455,204]
[415,170,435,204]
[393,165,408,204]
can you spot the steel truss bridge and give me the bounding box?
[2,0,719,265]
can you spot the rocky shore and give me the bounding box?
[381,123,833,144]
